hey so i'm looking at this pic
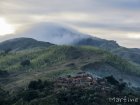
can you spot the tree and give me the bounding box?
[4,48,12,54]
[20,59,31,66]
[23,90,39,102]
[105,75,119,85]
[28,79,43,90]
[0,70,9,77]
[118,83,126,92]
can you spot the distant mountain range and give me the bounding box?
[0,22,140,64]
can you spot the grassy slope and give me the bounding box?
[111,47,140,64]
[0,45,140,90]
[0,45,140,74]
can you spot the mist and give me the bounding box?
[13,22,90,45]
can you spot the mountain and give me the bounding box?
[74,37,140,64]
[0,22,139,105]
[17,22,120,50]
[0,38,139,105]
[18,22,89,45]
[0,21,140,64]
[74,37,120,50]
[111,47,140,64]
[0,37,53,52]
[12,22,139,64]
[0,45,140,91]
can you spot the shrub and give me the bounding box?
[28,79,44,90]
[105,75,119,85]
[0,70,9,77]
[20,59,31,66]
[23,90,39,102]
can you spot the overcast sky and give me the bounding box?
[0,0,140,48]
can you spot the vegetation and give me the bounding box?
[0,45,139,74]
[20,59,31,67]
[0,75,139,105]
[0,70,9,77]
[105,54,140,75]
[0,38,53,52]
[0,40,139,105]
[0,45,139,89]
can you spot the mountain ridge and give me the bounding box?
[1,35,140,64]
[0,22,139,64]
[0,37,53,52]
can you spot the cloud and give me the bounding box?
[72,21,140,33]
[0,0,140,48]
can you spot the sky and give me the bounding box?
[0,0,140,48]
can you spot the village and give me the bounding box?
[54,72,116,94]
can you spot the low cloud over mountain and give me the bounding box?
[18,22,90,45]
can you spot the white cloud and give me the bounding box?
[0,0,140,48]
[127,33,140,39]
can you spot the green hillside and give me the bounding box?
[0,45,140,91]
[0,45,140,105]
[0,37,53,52]
[111,47,140,64]
[0,45,139,75]
[75,37,140,65]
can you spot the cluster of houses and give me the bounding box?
[55,72,113,92]
[55,72,96,88]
